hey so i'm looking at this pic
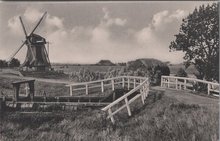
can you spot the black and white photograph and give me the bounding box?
[0,1,219,141]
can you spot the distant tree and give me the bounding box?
[8,58,20,67]
[0,60,8,68]
[176,68,187,77]
[96,60,115,66]
[151,65,170,85]
[169,3,219,81]
[117,62,126,66]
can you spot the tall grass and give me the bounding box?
[1,90,218,141]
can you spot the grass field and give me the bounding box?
[0,88,218,141]
[0,76,69,97]
[52,65,124,74]
[53,64,197,76]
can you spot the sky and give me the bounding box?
[0,1,213,64]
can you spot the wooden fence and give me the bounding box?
[161,76,219,97]
[101,77,149,124]
[66,76,147,96]
[67,76,150,124]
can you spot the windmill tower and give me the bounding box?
[8,12,51,71]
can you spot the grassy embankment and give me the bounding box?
[0,87,218,141]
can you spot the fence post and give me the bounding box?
[108,108,115,124]
[193,81,196,91]
[43,91,46,102]
[125,98,131,116]
[70,86,73,96]
[134,78,136,88]
[207,83,210,95]
[184,79,187,90]
[25,83,29,97]
[167,78,170,88]
[122,78,125,88]
[86,84,88,95]
[111,80,115,90]
[161,77,163,87]
[175,78,178,89]
[101,81,104,93]
[128,78,130,90]
[141,89,145,104]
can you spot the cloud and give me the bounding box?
[152,10,169,29]
[7,7,64,35]
[6,7,186,64]
[101,7,127,27]
[45,15,64,32]
[169,9,187,19]
[151,9,187,31]
[135,9,187,63]
[23,7,43,23]
[7,15,23,36]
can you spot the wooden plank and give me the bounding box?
[128,78,130,89]
[134,78,136,88]
[184,79,187,90]
[70,86,73,96]
[175,78,177,89]
[141,93,145,104]
[85,84,88,95]
[12,79,35,85]
[102,79,148,111]
[161,76,219,86]
[122,78,125,88]
[101,81,104,93]
[125,98,131,116]
[10,101,110,106]
[111,80,115,90]
[207,83,210,95]
[107,94,142,118]
[108,108,115,124]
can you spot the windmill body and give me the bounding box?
[8,12,51,71]
[22,34,50,71]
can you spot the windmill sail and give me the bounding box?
[9,12,51,71]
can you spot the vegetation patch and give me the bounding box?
[0,90,218,141]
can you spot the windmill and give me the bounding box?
[8,12,51,71]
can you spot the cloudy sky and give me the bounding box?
[0,1,213,64]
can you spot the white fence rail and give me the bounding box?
[67,76,150,124]
[101,77,149,124]
[161,76,219,97]
[66,76,147,96]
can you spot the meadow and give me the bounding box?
[0,89,218,141]
[0,77,69,97]
[0,64,216,141]
[52,63,196,76]
[52,64,124,74]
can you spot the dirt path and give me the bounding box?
[152,86,219,110]
[0,74,72,84]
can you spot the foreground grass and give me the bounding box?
[0,90,218,141]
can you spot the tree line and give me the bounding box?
[0,58,20,68]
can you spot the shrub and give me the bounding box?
[8,58,20,67]
[0,60,8,68]
[150,65,170,85]
[176,68,187,77]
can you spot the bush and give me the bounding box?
[0,60,8,68]
[150,65,170,85]
[176,68,187,77]
[8,58,20,67]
